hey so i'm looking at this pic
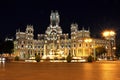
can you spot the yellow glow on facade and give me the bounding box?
[14,11,114,60]
[84,38,92,43]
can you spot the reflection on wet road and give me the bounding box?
[0,62,120,80]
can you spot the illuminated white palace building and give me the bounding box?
[14,11,116,59]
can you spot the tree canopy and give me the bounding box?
[95,46,107,57]
[3,41,14,55]
[115,43,120,57]
[0,39,4,55]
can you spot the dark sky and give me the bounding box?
[0,0,120,39]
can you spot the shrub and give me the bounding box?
[60,57,66,60]
[54,57,58,60]
[45,57,50,62]
[87,55,93,62]
[35,55,41,62]
[66,53,72,63]
[14,56,19,61]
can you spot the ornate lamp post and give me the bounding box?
[102,30,116,58]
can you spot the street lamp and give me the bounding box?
[103,31,115,39]
[102,30,116,58]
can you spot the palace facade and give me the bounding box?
[14,11,115,59]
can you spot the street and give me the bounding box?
[0,62,120,80]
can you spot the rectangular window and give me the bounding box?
[79,44,81,47]
[74,44,76,47]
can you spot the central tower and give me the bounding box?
[45,11,62,39]
[44,10,64,57]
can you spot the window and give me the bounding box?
[21,45,24,48]
[69,45,71,48]
[38,46,40,48]
[79,44,81,47]
[74,44,76,47]
[86,44,88,47]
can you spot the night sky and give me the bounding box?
[0,0,120,39]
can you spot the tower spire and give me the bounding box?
[50,10,60,26]
[82,27,84,30]
[88,27,90,31]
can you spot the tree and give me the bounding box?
[35,55,41,62]
[115,43,120,58]
[87,55,93,62]
[14,56,19,61]
[3,41,14,56]
[0,40,4,56]
[95,46,107,57]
